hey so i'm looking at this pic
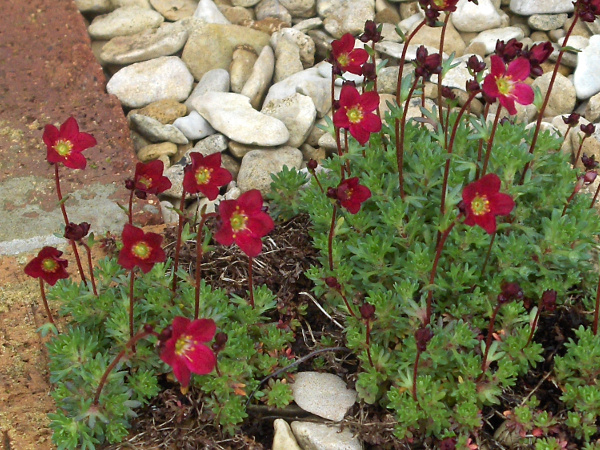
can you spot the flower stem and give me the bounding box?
[562,176,584,216]
[440,90,480,214]
[128,189,134,225]
[594,271,600,335]
[395,19,426,199]
[412,350,421,401]
[475,103,491,179]
[520,14,579,183]
[93,328,152,405]
[81,242,98,296]
[171,191,187,297]
[480,230,497,276]
[194,209,217,320]
[526,297,544,346]
[573,135,589,167]
[365,319,374,367]
[397,74,422,198]
[248,256,255,308]
[437,14,451,133]
[590,179,600,209]
[39,279,58,332]
[129,269,135,340]
[54,164,87,284]
[328,205,337,271]
[478,302,503,381]
[425,214,462,325]
[480,105,503,178]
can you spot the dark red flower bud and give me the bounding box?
[143,324,155,333]
[360,303,376,320]
[466,79,480,93]
[125,179,135,191]
[135,189,148,200]
[64,221,91,241]
[582,154,598,170]
[359,20,382,43]
[467,55,486,74]
[563,113,581,126]
[307,159,318,171]
[584,170,597,184]
[362,62,377,81]
[212,332,228,353]
[495,38,523,63]
[541,290,557,312]
[158,325,173,342]
[581,123,596,136]
[499,282,523,303]
[415,326,434,352]
[442,86,456,100]
[325,276,341,290]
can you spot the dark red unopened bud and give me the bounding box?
[307,159,318,171]
[441,86,456,100]
[439,438,457,450]
[125,179,135,191]
[466,79,480,93]
[563,113,580,126]
[415,326,434,352]
[584,170,597,184]
[212,332,228,353]
[325,276,341,290]
[64,222,91,241]
[359,20,382,43]
[326,187,338,199]
[541,290,557,312]
[158,325,173,342]
[143,324,155,333]
[135,189,148,200]
[495,38,523,63]
[582,154,599,170]
[581,123,596,136]
[360,303,376,320]
[499,282,523,303]
[362,62,377,81]
[467,55,486,74]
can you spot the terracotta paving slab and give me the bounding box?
[0,0,152,255]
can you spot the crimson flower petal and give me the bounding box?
[512,83,534,106]
[506,57,531,82]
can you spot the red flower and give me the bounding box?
[183,153,232,201]
[336,177,371,214]
[24,246,69,286]
[118,224,166,273]
[429,0,459,12]
[330,33,369,75]
[333,84,381,145]
[461,173,515,234]
[214,190,274,257]
[414,46,442,81]
[133,160,172,196]
[43,117,97,170]
[482,56,533,115]
[160,317,217,388]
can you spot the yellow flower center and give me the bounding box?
[338,53,349,67]
[346,106,364,124]
[138,176,152,188]
[42,258,58,273]
[471,195,491,216]
[496,77,513,96]
[433,0,446,7]
[195,167,212,185]
[132,242,151,259]
[230,207,248,238]
[175,335,198,359]
[54,139,73,156]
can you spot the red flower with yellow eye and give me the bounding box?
[24,246,69,286]
[43,117,97,170]
[133,160,172,196]
[118,224,166,273]
[330,33,369,75]
[461,173,515,234]
[214,190,274,257]
[333,84,381,145]
[183,152,232,201]
[335,177,371,214]
[159,317,217,388]
[482,56,533,115]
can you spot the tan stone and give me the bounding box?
[219,5,254,24]
[149,0,198,20]
[138,99,188,124]
[221,153,241,180]
[230,45,259,93]
[409,21,465,57]
[137,142,178,162]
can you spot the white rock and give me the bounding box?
[193,92,290,146]
[274,35,304,82]
[532,72,576,117]
[88,7,164,40]
[75,0,112,13]
[130,114,189,144]
[293,17,324,33]
[318,0,375,38]
[279,0,315,18]
[100,20,190,64]
[237,147,303,193]
[273,419,302,450]
[469,26,525,55]
[255,0,292,22]
[114,0,152,8]
[574,35,600,100]
[291,422,363,450]
[317,62,364,86]
[107,56,194,108]
[173,111,216,140]
[241,46,276,109]
[558,35,589,52]
[262,93,317,148]
[509,0,574,15]
[585,92,600,123]
[452,0,502,33]
[160,200,179,223]
[271,28,316,68]
[185,69,231,112]
[193,0,231,23]
[264,65,331,117]
[291,372,357,421]
[189,133,229,157]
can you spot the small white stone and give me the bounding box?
[237,147,303,194]
[185,69,231,112]
[173,111,216,140]
[130,114,189,144]
[273,419,302,450]
[452,0,502,33]
[193,0,231,23]
[469,26,525,55]
[291,372,357,421]
[574,35,600,100]
[88,7,164,40]
[509,0,574,15]
[291,422,363,450]
[262,93,317,148]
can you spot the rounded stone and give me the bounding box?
[88,7,164,40]
[137,142,178,162]
[149,0,198,20]
[237,147,303,194]
[532,71,576,117]
[138,99,188,124]
[527,13,568,31]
